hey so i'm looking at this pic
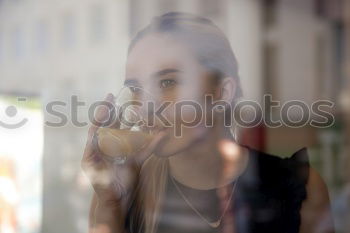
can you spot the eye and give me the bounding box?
[160,79,177,89]
[129,86,141,94]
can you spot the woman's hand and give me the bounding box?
[81,93,166,233]
[81,93,165,204]
[81,93,130,204]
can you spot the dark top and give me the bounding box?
[129,146,310,233]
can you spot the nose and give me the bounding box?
[135,90,166,129]
[116,86,159,128]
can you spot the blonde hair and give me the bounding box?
[126,12,242,233]
[127,155,168,233]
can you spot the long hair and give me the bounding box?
[126,12,243,233]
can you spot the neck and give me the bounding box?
[168,126,249,190]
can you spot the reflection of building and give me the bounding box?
[0,158,17,233]
[0,0,348,233]
[1,1,130,232]
[0,97,43,233]
[262,0,345,185]
[345,0,350,181]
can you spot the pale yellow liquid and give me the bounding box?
[96,128,153,159]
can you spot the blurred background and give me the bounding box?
[0,0,349,232]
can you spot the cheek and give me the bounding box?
[161,101,207,128]
[153,80,215,127]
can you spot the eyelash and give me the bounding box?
[160,79,177,89]
[126,78,177,94]
[129,86,141,94]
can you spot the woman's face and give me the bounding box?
[125,33,220,157]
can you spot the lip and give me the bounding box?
[149,127,166,135]
[139,124,166,135]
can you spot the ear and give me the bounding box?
[215,77,236,103]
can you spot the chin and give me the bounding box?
[153,128,207,158]
[152,137,183,157]
[153,147,179,158]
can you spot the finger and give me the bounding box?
[104,104,122,129]
[88,93,115,142]
[82,131,101,166]
[106,104,137,130]
[92,93,115,127]
[83,94,114,161]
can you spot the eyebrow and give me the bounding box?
[151,68,182,78]
[124,79,139,87]
[124,68,183,86]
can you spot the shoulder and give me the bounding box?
[248,147,310,184]
[299,167,334,233]
[305,167,330,205]
[245,147,310,202]
[253,147,334,232]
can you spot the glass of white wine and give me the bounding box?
[95,86,155,164]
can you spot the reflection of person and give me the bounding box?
[82,12,334,233]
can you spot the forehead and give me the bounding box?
[126,33,202,77]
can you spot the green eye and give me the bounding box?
[160,79,177,89]
[129,86,141,93]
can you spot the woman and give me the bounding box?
[82,12,334,233]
